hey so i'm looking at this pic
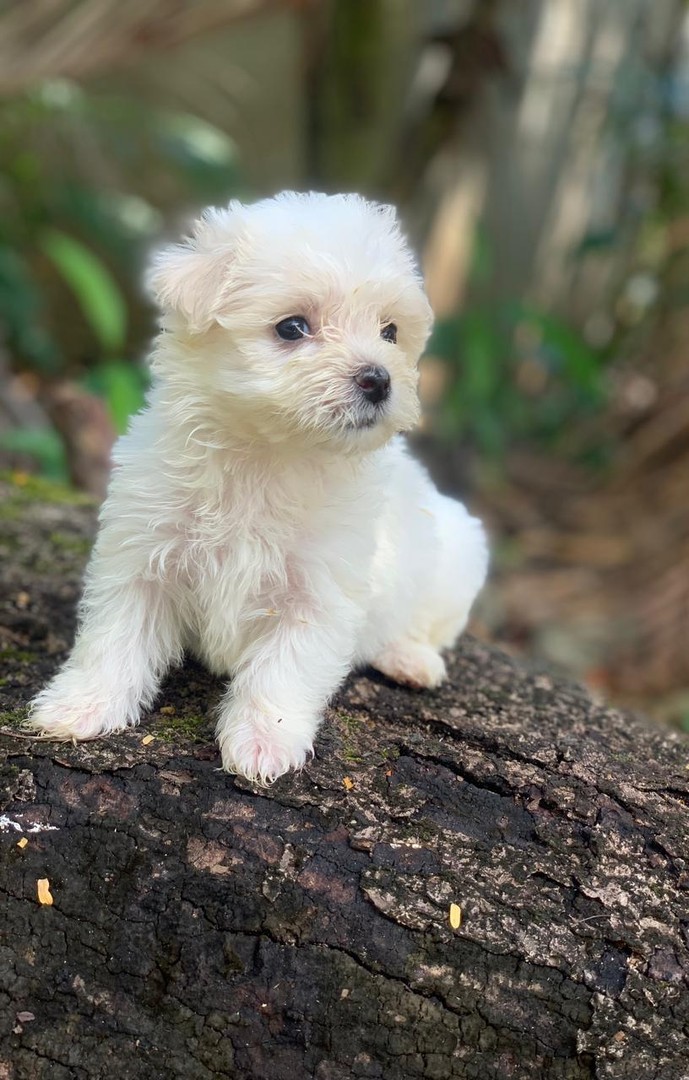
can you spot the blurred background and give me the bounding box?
[1,0,688,728]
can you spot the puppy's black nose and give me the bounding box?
[353,365,391,405]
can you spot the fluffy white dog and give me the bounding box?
[29,191,488,782]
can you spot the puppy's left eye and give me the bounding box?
[275,315,310,341]
[381,323,397,344]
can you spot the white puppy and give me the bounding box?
[29,192,488,782]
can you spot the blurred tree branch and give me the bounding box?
[301,0,386,191]
[386,0,507,203]
[299,0,508,209]
[0,0,288,94]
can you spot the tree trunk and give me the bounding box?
[1,475,688,1079]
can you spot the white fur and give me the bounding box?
[28,192,488,782]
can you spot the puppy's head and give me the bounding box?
[148,192,433,451]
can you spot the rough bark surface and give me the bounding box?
[1,475,688,1080]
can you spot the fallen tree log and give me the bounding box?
[1,474,688,1080]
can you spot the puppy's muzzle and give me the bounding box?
[353,365,391,405]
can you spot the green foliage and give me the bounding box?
[0,427,67,479]
[0,79,243,476]
[40,229,127,354]
[39,229,146,434]
[430,300,605,458]
[0,248,61,373]
[84,360,147,435]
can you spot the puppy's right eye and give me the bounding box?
[275,316,310,341]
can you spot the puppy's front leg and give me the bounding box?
[29,545,182,741]
[217,598,356,783]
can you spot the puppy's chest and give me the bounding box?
[185,481,371,591]
[183,479,376,600]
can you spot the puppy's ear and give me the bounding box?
[146,208,237,334]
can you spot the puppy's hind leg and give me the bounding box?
[425,496,489,651]
[29,547,183,741]
[372,639,447,690]
[372,496,488,691]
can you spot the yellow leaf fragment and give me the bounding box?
[141,734,155,745]
[17,837,28,849]
[449,903,461,930]
[343,776,354,791]
[37,879,53,906]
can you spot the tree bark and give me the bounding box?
[1,475,688,1080]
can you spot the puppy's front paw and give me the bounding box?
[27,673,133,741]
[373,639,447,690]
[218,709,315,784]
[28,699,113,741]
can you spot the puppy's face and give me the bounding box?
[148,193,433,451]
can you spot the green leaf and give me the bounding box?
[84,360,147,434]
[0,426,68,481]
[468,222,493,286]
[516,305,602,394]
[459,310,503,404]
[157,114,240,197]
[427,316,461,362]
[40,229,127,352]
[0,247,62,373]
[573,229,618,257]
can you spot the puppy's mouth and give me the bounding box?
[343,406,386,431]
